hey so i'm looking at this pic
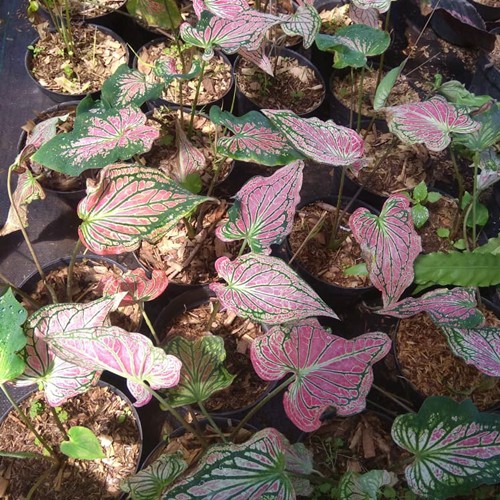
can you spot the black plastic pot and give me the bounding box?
[25,24,129,103]
[282,195,379,311]
[469,28,500,100]
[468,0,500,22]
[153,286,277,418]
[234,46,327,118]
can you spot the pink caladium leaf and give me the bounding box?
[180,10,282,60]
[216,161,304,254]
[209,106,305,166]
[441,326,500,377]
[378,287,485,329]
[386,96,482,152]
[193,0,249,19]
[237,45,274,76]
[173,119,206,184]
[16,296,124,406]
[99,268,169,306]
[251,318,391,432]
[349,194,422,308]
[77,163,213,255]
[210,254,338,324]
[281,4,322,49]
[44,326,182,407]
[262,109,365,168]
[349,4,379,27]
[27,115,69,150]
[164,428,303,498]
[31,107,160,175]
[351,0,394,14]
[392,396,500,498]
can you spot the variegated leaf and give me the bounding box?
[77,164,213,255]
[237,45,274,76]
[392,397,500,498]
[250,318,391,432]
[44,325,182,407]
[284,442,314,496]
[27,115,69,150]
[210,254,338,324]
[441,326,500,377]
[121,452,187,500]
[163,335,235,407]
[349,4,379,28]
[351,0,394,14]
[216,161,303,254]
[386,96,481,152]
[378,287,485,328]
[210,107,305,166]
[101,64,164,109]
[180,10,282,61]
[339,470,396,500]
[163,428,298,499]
[0,170,45,237]
[152,57,203,86]
[174,119,206,184]
[99,268,169,306]
[477,148,500,192]
[262,109,365,167]
[126,0,182,30]
[31,107,160,175]
[349,194,422,308]
[281,4,322,49]
[193,0,249,19]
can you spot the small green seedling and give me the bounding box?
[405,181,442,229]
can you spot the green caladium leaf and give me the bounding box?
[121,452,187,500]
[412,181,428,203]
[339,470,396,500]
[78,164,214,255]
[474,236,500,255]
[351,0,394,14]
[0,289,27,384]
[126,0,182,30]
[209,107,305,166]
[373,62,405,111]
[163,336,235,407]
[32,107,160,175]
[315,25,390,69]
[392,397,500,498]
[412,203,429,229]
[60,426,105,460]
[438,80,492,111]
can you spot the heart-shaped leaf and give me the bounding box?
[26,114,69,150]
[193,0,249,19]
[339,470,396,500]
[251,318,391,431]
[281,4,322,49]
[236,45,275,76]
[216,161,304,254]
[77,163,213,255]
[0,289,27,384]
[163,428,300,498]
[351,0,394,14]
[349,4,379,28]
[392,396,500,498]
[349,194,422,308]
[121,451,188,500]
[60,426,105,460]
[32,107,160,175]
[386,95,481,152]
[378,287,485,328]
[262,109,365,167]
[100,268,169,306]
[210,254,338,324]
[126,0,182,30]
[373,62,404,111]
[44,326,182,407]
[209,107,305,166]
[163,335,235,407]
[477,149,500,192]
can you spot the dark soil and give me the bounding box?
[69,0,124,17]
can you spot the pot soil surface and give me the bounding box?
[29,24,128,95]
[22,260,141,332]
[68,0,124,17]
[236,55,325,115]
[288,201,371,288]
[396,307,500,410]
[159,300,269,413]
[137,42,232,106]
[319,4,353,35]
[137,201,239,285]
[0,385,140,499]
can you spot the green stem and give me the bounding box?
[197,400,228,443]
[66,239,82,302]
[183,217,197,240]
[349,67,355,130]
[188,59,208,135]
[289,212,328,264]
[371,383,415,413]
[356,65,365,133]
[141,306,161,346]
[48,406,69,440]
[375,8,391,90]
[0,384,58,460]
[237,240,248,257]
[471,153,479,249]
[229,376,295,440]
[206,300,221,331]
[449,147,464,208]
[6,165,58,304]
[26,462,60,500]
[328,165,347,250]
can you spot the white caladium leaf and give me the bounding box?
[441,325,500,377]
[349,4,379,28]
[174,119,206,184]
[339,470,397,500]
[263,109,365,168]
[378,287,485,328]
[27,115,69,150]
[351,0,394,14]
[180,10,281,61]
[284,442,314,496]
[349,194,422,308]
[477,148,500,192]
[44,325,182,407]
[251,318,391,432]
[392,397,500,498]
[281,4,322,49]
[386,96,481,152]
[32,107,160,175]
[216,161,304,254]
[193,0,249,19]
[210,254,338,324]
[237,45,274,76]
[163,428,299,498]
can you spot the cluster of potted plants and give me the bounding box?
[1,0,500,497]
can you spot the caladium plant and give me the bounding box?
[281,2,322,50]
[250,318,391,432]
